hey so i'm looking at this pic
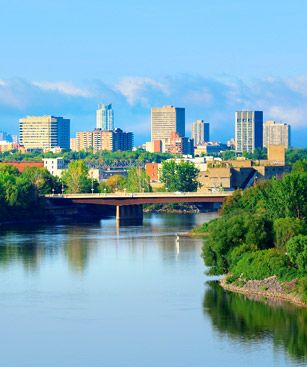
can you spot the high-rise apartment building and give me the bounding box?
[19,115,70,150]
[263,121,290,149]
[191,120,210,145]
[235,111,263,153]
[151,105,185,141]
[96,104,114,130]
[72,129,133,152]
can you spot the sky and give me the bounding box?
[0,0,307,146]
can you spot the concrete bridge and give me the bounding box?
[45,191,232,225]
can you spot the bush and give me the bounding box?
[286,235,307,273]
[230,248,298,281]
[201,212,273,274]
[273,217,305,249]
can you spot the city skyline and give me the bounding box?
[0,1,307,146]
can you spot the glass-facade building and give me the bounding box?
[96,104,114,130]
[235,111,263,153]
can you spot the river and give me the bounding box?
[0,213,306,367]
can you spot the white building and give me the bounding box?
[191,120,210,145]
[263,121,290,148]
[96,104,114,130]
[43,157,66,177]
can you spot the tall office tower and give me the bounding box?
[191,120,210,145]
[235,111,263,153]
[151,105,185,141]
[263,120,290,148]
[19,115,70,150]
[96,103,114,130]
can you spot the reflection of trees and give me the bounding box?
[0,242,42,272]
[63,226,97,273]
[203,282,307,362]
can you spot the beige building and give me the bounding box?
[72,130,113,152]
[151,105,185,141]
[191,120,209,145]
[19,115,70,150]
[263,121,290,148]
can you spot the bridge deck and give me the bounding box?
[45,192,232,206]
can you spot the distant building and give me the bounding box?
[145,140,162,153]
[235,111,263,153]
[194,142,228,156]
[43,157,66,177]
[145,163,160,182]
[19,115,70,150]
[113,128,134,151]
[263,121,290,149]
[191,120,210,145]
[164,131,194,155]
[151,105,185,141]
[96,104,114,130]
[71,128,133,152]
[267,144,286,165]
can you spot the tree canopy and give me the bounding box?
[160,160,200,192]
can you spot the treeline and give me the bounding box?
[0,149,175,165]
[0,164,60,222]
[201,161,307,302]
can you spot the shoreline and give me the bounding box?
[220,276,307,308]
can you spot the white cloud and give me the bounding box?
[115,76,169,105]
[32,81,91,97]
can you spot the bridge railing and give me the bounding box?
[45,191,233,199]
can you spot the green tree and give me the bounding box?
[124,167,151,193]
[62,161,96,193]
[286,235,307,273]
[273,217,305,249]
[22,167,61,194]
[160,160,200,192]
[292,160,307,173]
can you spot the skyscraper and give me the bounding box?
[235,111,263,153]
[96,103,114,130]
[151,105,185,141]
[263,120,290,148]
[19,115,70,150]
[191,120,210,145]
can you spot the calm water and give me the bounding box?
[0,213,306,367]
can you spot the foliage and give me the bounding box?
[22,166,61,194]
[221,150,237,161]
[62,160,98,193]
[286,235,307,273]
[160,160,200,192]
[230,248,298,281]
[202,212,273,275]
[221,173,307,220]
[273,217,305,249]
[124,167,152,193]
[292,160,307,173]
[286,148,307,165]
[242,148,267,160]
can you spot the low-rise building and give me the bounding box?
[43,157,66,177]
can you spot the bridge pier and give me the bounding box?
[116,204,143,226]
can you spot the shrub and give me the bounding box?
[230,248,298,281]
[273,217,305,249]
[286,235,307,273]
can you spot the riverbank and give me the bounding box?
[220,275,307,308]
[144,203,200,214]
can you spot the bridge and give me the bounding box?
[45,191,233,225]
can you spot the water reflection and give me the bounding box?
[203,281,307,363]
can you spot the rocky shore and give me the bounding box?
[220,275,307,308]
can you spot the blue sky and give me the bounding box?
[0,0,307,146]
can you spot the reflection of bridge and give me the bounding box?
[45,192,232,225]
